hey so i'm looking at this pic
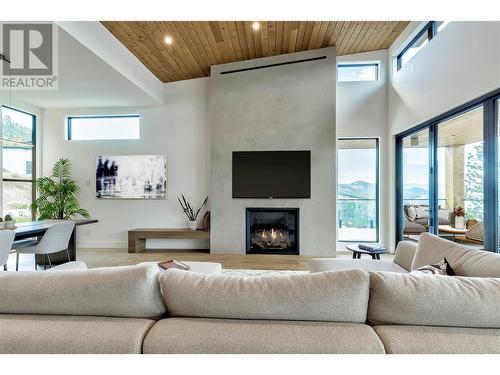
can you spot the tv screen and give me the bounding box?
[232,151,311,198]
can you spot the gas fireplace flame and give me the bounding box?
[252,228,291,249]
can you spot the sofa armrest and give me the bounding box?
[393,241,417,271]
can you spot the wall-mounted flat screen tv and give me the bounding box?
[232,151,311,198]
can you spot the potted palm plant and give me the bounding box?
[31,158,90,220]
[177,195,208,230]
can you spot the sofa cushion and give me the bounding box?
[373,325,500,354]
[309,258,407,273]
[143,318,385,354]
[412,232,500,277]
[0,314,154,354]
[0,265,166,318]
[368,271,500,328]
[160,268,369,323]
[403,221,426,234]
[393,240,418,271]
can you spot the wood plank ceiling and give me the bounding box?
[101,21,409,83]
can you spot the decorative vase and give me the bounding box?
[5,220,16,229]
[201,211,210,232]
[455,216,465,230]
[188,220,197,231]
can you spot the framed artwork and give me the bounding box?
[96,155,167,199]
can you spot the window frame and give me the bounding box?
[337,63,380,82]
[396,21,438,71]
[1,105,37,221]
[395,87,500,253]
[66,114,140,141]
[337,137,380,243]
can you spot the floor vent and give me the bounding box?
[219,56,327,75]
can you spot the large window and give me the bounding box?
[338,138,379,242]
[66,115,140,141]
[396,89,500,253]
[1,106,36,222]
[397,21,449,70]
[338,63,379,82]
[400,129,430,241]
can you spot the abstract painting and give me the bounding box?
[96,155,167,199]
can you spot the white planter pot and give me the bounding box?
[455,216,465,229]
[0,222,5,230]
[188,220,197,230]
[5,220,16,229]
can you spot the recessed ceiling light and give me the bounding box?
[164,36,173,45]
[252,22,260,31]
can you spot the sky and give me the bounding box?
[338,148,376,184]
[403,148,446,198]
[338,65,377,82]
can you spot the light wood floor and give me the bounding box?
[8,248,395,271]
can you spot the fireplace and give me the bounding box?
[245,208,299,255]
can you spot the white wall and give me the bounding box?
[41,78,210,248]
[389,21,500,135]
[387,21,500,249]
[336,49,389,247]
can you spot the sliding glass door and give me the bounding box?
[396,89,500,252]
[338,138,379,243]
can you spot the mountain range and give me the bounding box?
[338,181,375,199]
[338,180,429,200]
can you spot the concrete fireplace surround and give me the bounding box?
[209,47,337,256]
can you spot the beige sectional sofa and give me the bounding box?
[1,233,500,354]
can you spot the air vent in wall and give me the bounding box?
[219,56,327,75]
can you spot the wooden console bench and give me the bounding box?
[128,228,210,253]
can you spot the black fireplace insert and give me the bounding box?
[245,208,299,255]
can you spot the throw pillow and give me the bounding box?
[466,222,484,242]
[414,205,429,219]
[407,205,417,221]
[411,257,456,276]
[438,209,450,222]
